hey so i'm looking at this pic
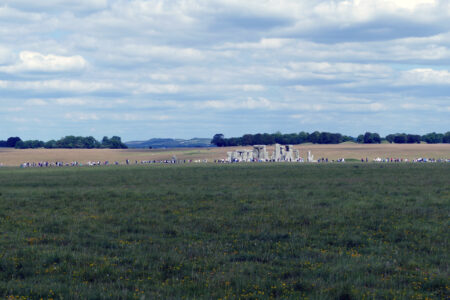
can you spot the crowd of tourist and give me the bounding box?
[215,157,347,163]
[214,157,448,164]
[372,157,449,163]
[10,159,208,168]
[0,156,448,168]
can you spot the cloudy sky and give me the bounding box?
[1,0,449,141]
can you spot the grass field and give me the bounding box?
[0,143,449,166]
[0,164,449,299]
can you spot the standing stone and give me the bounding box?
[253,145,269,161]
[293,149,300,161]
[227,152,232,162]
[273,143,282,161]
[247,150,254,161]
[284,145,294,161]
[307,151,314,162]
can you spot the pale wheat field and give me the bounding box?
[0,143,449,166]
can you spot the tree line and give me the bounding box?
[212,132,354,146]
[211,131,450,146]
[0,136,128,149]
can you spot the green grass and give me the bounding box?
[0,164,448,299]
[344,158,360,162]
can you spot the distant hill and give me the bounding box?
[125,138,214,149]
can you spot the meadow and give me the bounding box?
[0,163,448,299]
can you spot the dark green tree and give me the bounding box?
[6,137,22,147]
[106,136,127,149]
[372,133,381,143]
[364,132,374,143]
[261,133,275,145]
[297,132,308,144]
[308,131,320,144]
[241,134,254,146]
[406,134,421,144]
[443,132,450,143]
[211,134,226,147]
[44,140,57,149]
[421,132,443,144]
[15,140,45,149]
[394,134,407,144]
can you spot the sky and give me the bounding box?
[1,0,449,141]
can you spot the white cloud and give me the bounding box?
[135,84,181,94]
[202,97,278,110]
[54,98,87,106]
[3,107,24,112]
[25,99,47,106]
[307,0,442,30]
[398,68,450,85]
[202,98,389,113]
[288,62,392,78]
[1,0,449,139]
[0,79,113,92]
[218,38,289,50]
[379,0,437,11]
[109,113,171,121]
[242,97,274,109]
[64,112,100,121]
[234,85,266,92]
[292,102,388,112]
[1,51,87,73]
[63,112,171,122]
[400,103,433,110]
[6,116,43,123]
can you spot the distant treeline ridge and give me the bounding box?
[211,131,450,146]
[0,136,128,149]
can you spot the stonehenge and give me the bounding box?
[253,145,270,160]
[226,144,305,162]
[272,144,298,162]
[227,145,269,162]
